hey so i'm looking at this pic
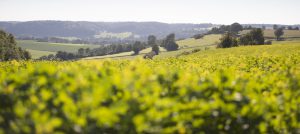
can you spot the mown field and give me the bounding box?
[1,42,300,133]
[17,40,100,58]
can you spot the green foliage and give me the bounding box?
[0,30,31,61]
[217,33,238,48]
[162,33,179,51]
[274,28,284,41]
[208,23,243,34]
[148,35,159,55]
[273,25,278,30]
[147,35,156,46]
[1,44,300,133]
[152,45,159,55]
[230,23,243,33]
[239,28,265,45]
[132,41,143,55]
[240,29,300,39]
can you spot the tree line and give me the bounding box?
[208,22,295,48]
[0,30,31,61]
[218,28,271,48]
[18,36,135,46]
[273,25,299,30]
[39,33,179,61]
[208,23,244,34]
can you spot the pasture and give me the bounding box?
[17,40,100,58]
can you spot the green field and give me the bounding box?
[17,40,100,58]
[1,41,300,133]
[241,29,300,39]
[83,33,300,60]
[17,31,300,60]
[177,34,221,48]
[26,49,56,59]
[17,34,222,60]
[83,34,222,60]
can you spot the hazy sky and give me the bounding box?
[0,0,299,24]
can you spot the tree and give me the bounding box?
[274,28,284,41]
[262,26,266,30]
[47,54,55,60]
[162,33,179,51]
[152,45,159,55]
[78,48,85,57]
[295,27,300,30]
[148,35,159,55]
[85,48,90,54]
[273,25,278,30]
[147,35,156,46]
[132,41,142,55]
[230,23,243,33]
[208,25,231,34]
[55,51,77,60]
[22,49,32,60]
[249,28,265,45]
[288,26,293,30]
[0,30,31,61]
[239,28,265,45]
[239,34,253,45]
[217,33,238,48]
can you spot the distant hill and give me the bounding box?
[0,21,213,40]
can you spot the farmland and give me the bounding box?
[17,40,100,58]
[1,42,300,133]
[26,49,56,59]
[16,30,299,60]
[241,29,300,39]
[83,34,222,60]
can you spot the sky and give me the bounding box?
[0,0,299,25]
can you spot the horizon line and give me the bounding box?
[0,20,299,26]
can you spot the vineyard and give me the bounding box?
[1,44,300,133]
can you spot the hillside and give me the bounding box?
[0,21,213,40]
[82,34,222,60]
[1,42,300,133]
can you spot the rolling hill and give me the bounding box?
[83,34,222,60]
[0,21,213,40]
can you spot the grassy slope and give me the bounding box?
[83,34,222,60]
[187,43,300,59]
[26,49,56,59]
[17,40,100,58]
[177,34,221,48]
